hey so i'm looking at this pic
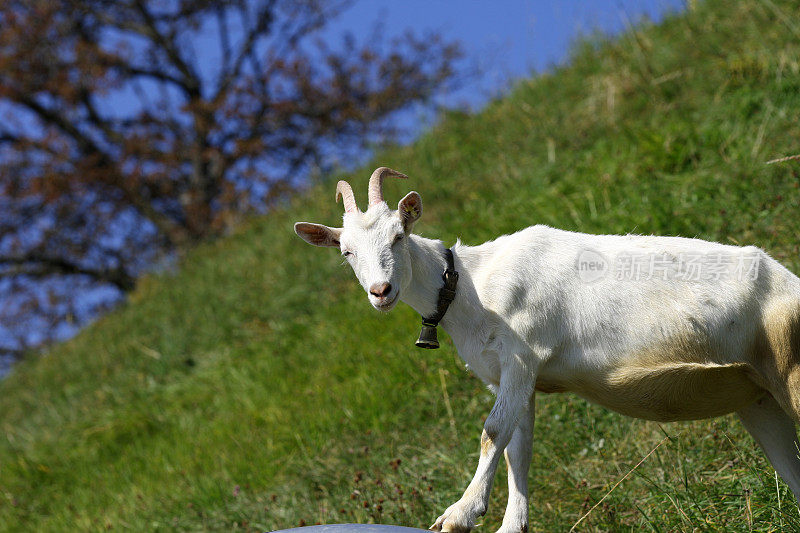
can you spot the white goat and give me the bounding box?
[295,167,800,533]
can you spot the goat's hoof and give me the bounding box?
[430,503,476,533]
[429,523,471,533]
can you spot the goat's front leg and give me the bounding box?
[431,355,535,533]
[497,395,535,533]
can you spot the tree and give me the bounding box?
[0,0,460,358]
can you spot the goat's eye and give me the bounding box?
[393,234,404,245]
[342,250,353,257]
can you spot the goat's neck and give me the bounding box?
[401,235,447,317]
[402,234,482,344]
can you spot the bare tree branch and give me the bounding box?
[133,0,202,98]
[214,1,277,100]
[0,253,135,291]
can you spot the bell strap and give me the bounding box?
[415,247,458,349]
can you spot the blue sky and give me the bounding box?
[329,0,685,111]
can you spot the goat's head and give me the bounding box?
[294,167,422,312]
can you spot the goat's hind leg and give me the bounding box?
[737,393,800,505]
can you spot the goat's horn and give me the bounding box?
[336,180,359,213]
[368,167,409,207]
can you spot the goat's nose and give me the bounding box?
[369,282,392,298]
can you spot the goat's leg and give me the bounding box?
[430,356,534,533]
[738,393,800,505]
[496,394,535,533]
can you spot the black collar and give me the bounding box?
[415,247,459,349]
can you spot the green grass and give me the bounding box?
[3,0,800,530]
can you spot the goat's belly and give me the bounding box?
[549,362,764,422]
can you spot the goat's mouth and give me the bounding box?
[373,293,398,312]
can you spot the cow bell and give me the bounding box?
[415,322,440,349]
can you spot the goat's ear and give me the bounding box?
[397,191,422,231]
[294,222,342,247]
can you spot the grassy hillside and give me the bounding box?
[3,0,800,531]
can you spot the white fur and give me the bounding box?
[296,189,800,533]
